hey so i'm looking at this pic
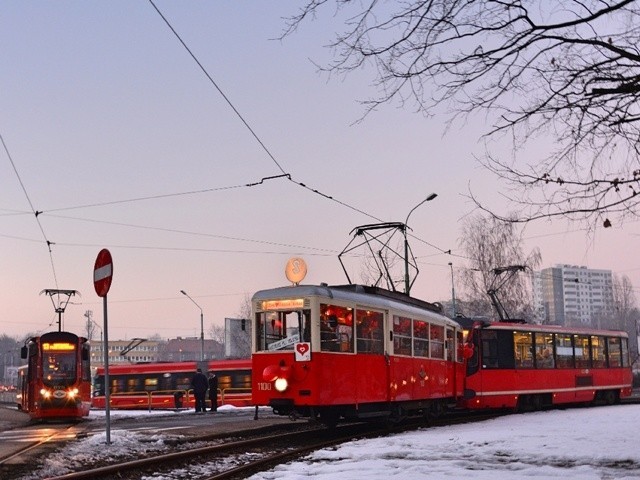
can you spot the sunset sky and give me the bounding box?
[2,1,638,341]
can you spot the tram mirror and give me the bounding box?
[82,348,89,361]
[21,346,27,359]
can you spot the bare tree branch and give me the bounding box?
[284,1,640,227]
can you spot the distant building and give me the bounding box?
[158,337,223,362]
[225,318,251,359]
[532,265,614,327]
[90,338,161,367]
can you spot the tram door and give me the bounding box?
[354,308,388,404]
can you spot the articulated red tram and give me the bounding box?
[18,331,92,420]
[251,283,633,426]
[459,319,633,411]
[252,284,466,426]
[92,359,252,410]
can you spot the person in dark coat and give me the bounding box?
[191,368,208,414]
[208,372,218,412]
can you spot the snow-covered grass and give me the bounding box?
[16,404,640,480]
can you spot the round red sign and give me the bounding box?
[93,249,113,297]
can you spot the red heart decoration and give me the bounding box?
[296,343,309,355]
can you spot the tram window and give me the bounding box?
[445,328,454,361]
[608,337,622,367]
[256,309,311,352]
[413,320,429,358]
[534,332,555,369]
[555,334,574,368]
[480,330,515,369]
[574,335,591,368]
[144,377,159,391]
[111,378,125,394]
[514,331,534,368]
[430,324,445,359]
[591,336,606,368]
[621,338,629,367]
[356,309,384,354]
[393,316,412,356]
[320,304,354,352]
[176,376,191,391]
[456,330,464,363]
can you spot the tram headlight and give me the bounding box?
[40,388,51,399]
[274,377,289,392]
[67,388,79,399]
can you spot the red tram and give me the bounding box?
[459,319,633,411]
[92,359,252,410]
[252,284,466,426]
[18,331,92,420]
[251,283,634,426]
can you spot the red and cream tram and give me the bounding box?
[92,359,252,410]
[459,319,633,411]
[252,284,466,426]
[18,331,92,420]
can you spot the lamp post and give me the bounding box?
[180,290,204,361]
[404,193,438,295]
[448,262,457,318]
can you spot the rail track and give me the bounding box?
[39,421,380,480]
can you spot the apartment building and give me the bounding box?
[532,264,614,327]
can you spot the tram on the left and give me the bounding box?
[17,331,92,420]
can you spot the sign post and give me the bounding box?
[94,249,113,445]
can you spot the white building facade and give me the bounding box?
[532,265,614,327]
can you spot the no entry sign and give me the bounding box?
[93,249,113,297]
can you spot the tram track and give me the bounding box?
[0,422,89,468]
[42,422,375,480]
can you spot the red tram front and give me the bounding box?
[18,331,91,420]
[252,284,466,426]
[459,320,633,411]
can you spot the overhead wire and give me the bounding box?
[1,133,60,291]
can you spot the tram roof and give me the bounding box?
[253,283,449,317]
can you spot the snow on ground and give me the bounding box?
[19,405,640,480]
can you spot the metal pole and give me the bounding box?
[181,290,205,361]
[449,262,456,318]
[403,193,437,295]
[103,295,111,445]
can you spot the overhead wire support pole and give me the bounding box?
[40,289,78,332]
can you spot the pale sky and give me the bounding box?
[2,2,638,341]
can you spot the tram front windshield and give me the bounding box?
[256,309,311,352]
[42,350,77,386]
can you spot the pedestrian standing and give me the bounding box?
[191,368,208,414]
[208,372,218,412]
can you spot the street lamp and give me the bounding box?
[404,193,438,295]
[180,290,204,361]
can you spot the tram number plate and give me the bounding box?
[257,382,272,391]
